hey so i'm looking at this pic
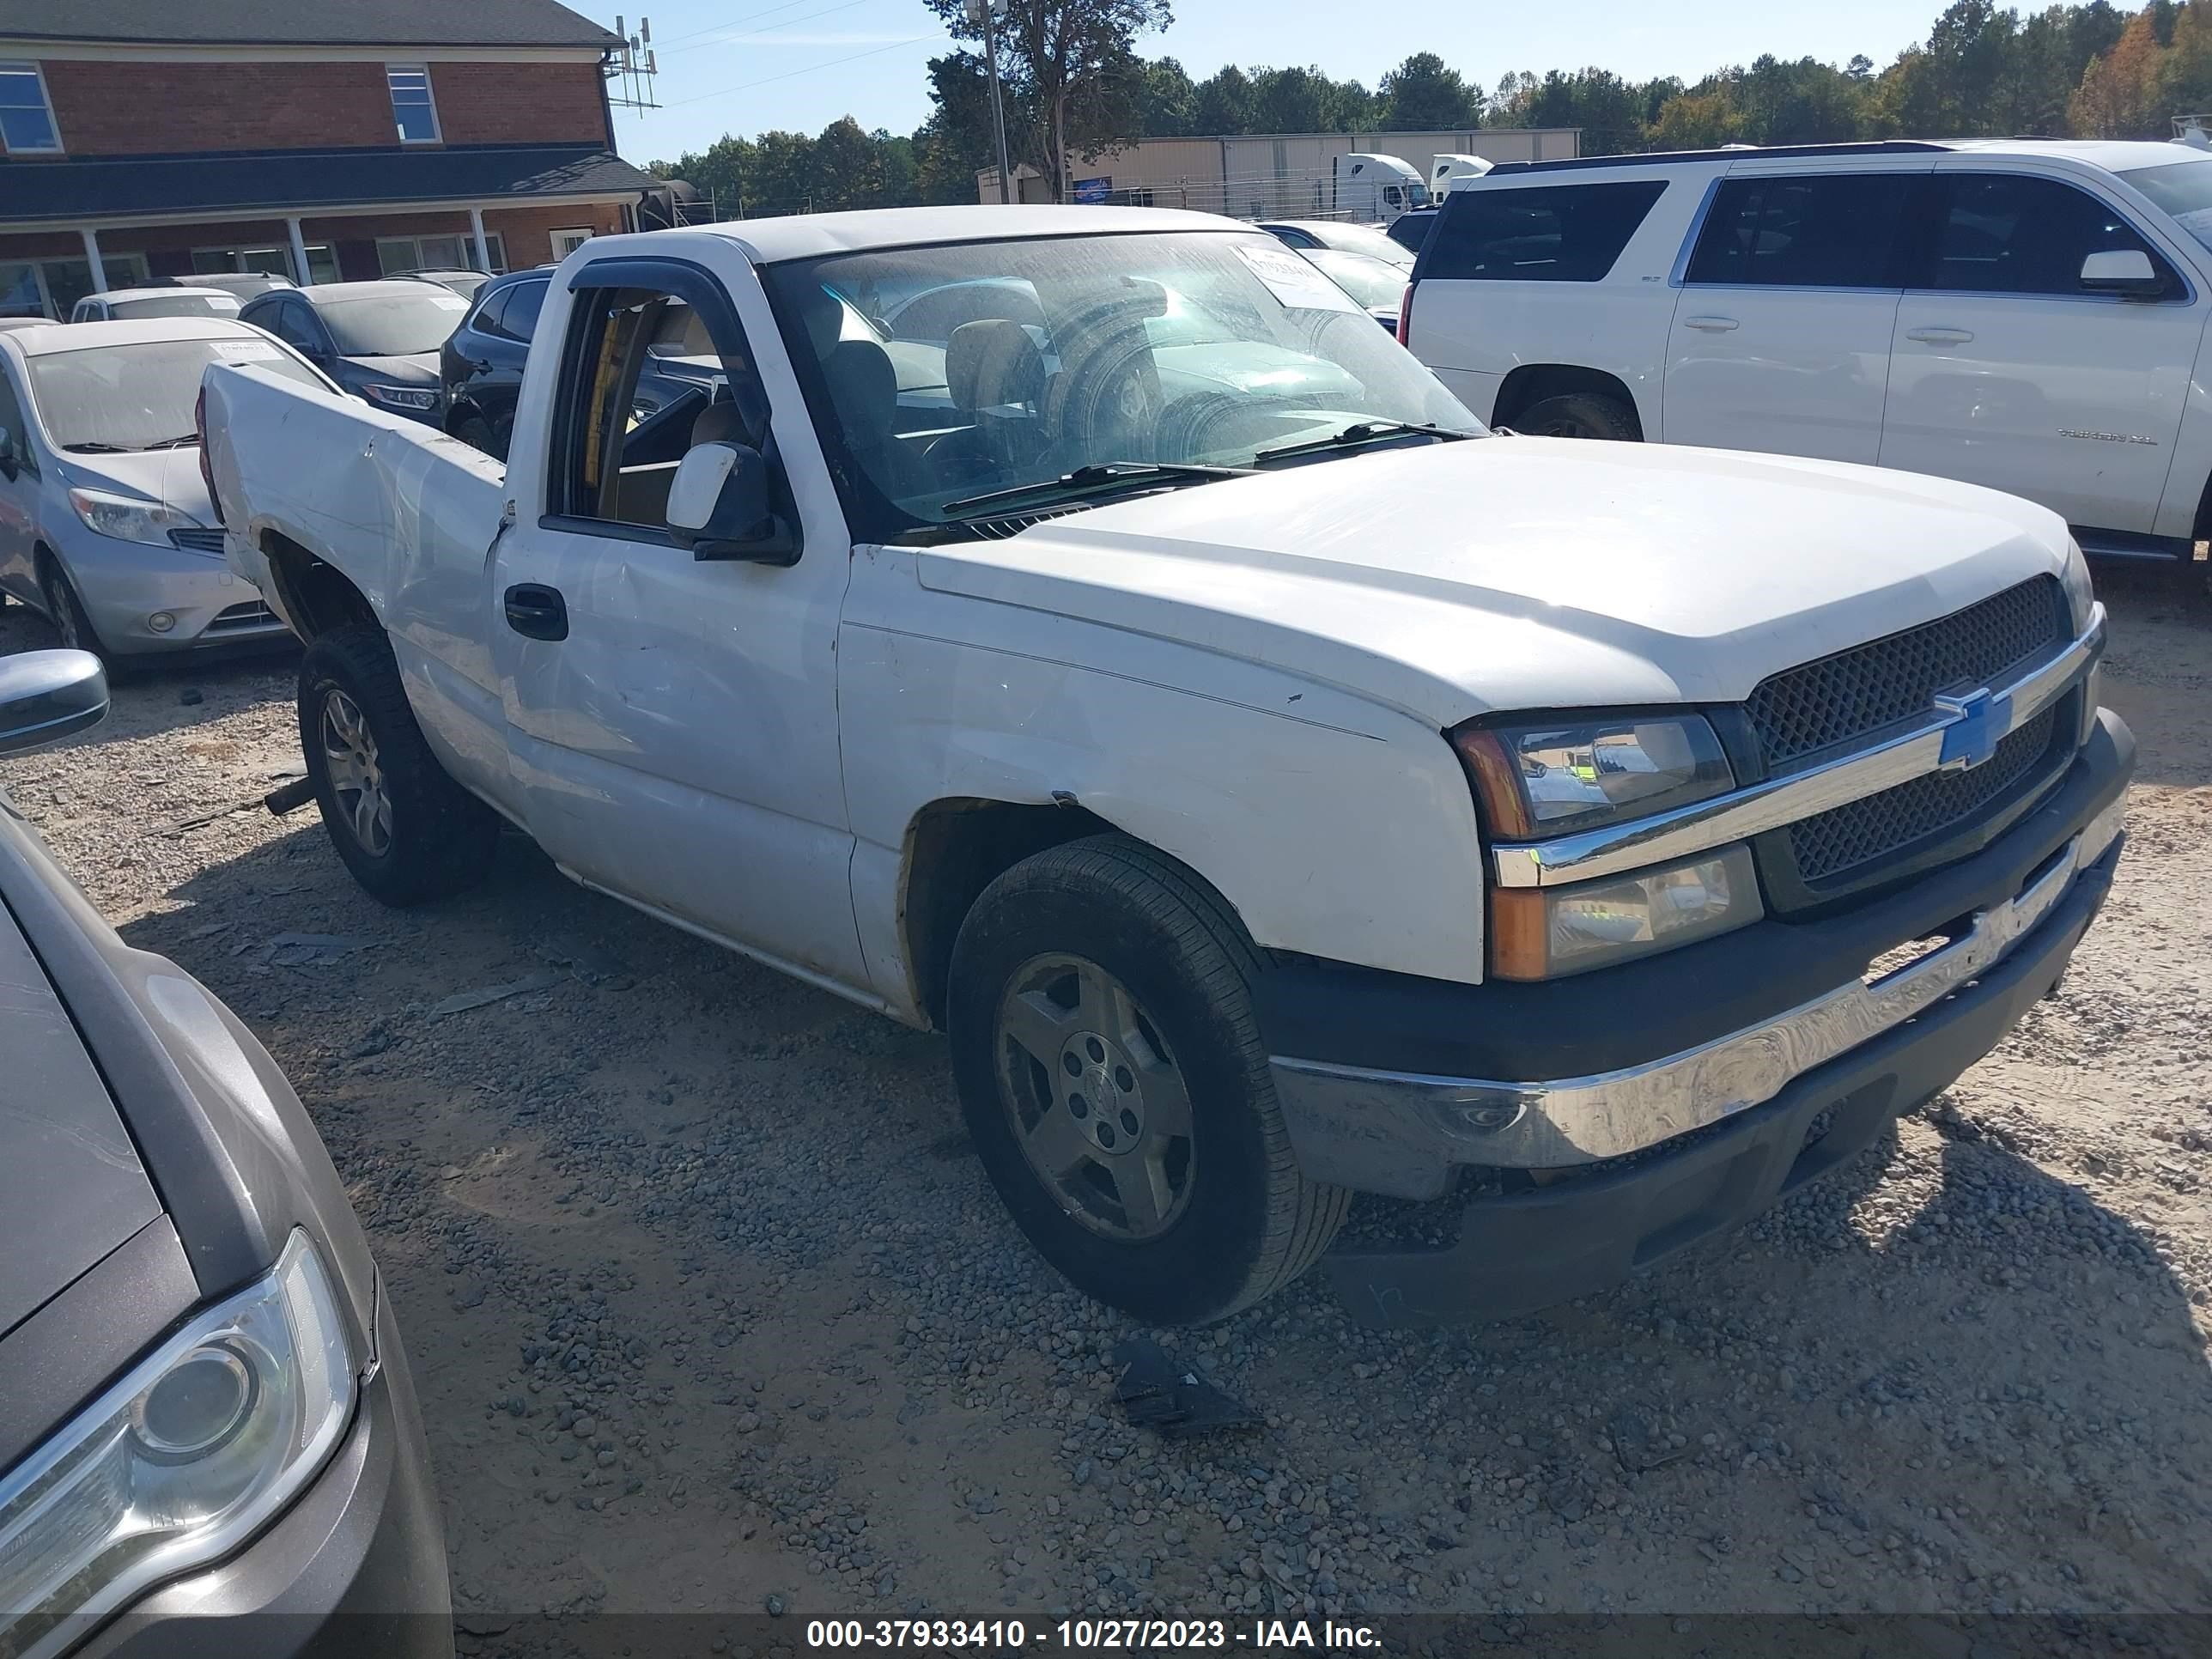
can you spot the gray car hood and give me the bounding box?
[64,446,217,531]
[0,899,161,1339]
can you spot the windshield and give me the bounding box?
[317,289,469,356]
[28,336,322,451]
[2120,158,2212,252]
[1302,249,1405,309]
[1318,222,1417,268]
[110,293,242,321]
[763,229,1479,541]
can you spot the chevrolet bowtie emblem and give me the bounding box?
[1935,688,2010,771]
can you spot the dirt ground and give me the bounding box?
[2,568,2208,1647]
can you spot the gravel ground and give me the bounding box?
[2,571,2209,1646]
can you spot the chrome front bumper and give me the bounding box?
[1271,790,2125,1177]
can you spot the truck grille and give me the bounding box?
[1786,702,2063,883]
[1746,576,2070,771]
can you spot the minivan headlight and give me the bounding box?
[1452,714,1734,840]
[67,488,203,549]
[0,1231,356,1659]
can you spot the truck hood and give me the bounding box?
[912,436,2075,726]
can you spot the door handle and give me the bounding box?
[503,582,568,641]
[1906,326,1975,345]
[1681,315,1740,332]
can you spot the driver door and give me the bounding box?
[489,251,866,988]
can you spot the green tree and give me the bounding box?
[1649,88,1745,149]
[2071,8,2171,132]
[921,0,1172,199]
[1140,55,1196,134]
[1377,52,1482,129]
[1192,64,1256,131]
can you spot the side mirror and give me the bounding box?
[2081,248,2164,299]
[0,650,107,755]
[0,425,15,481]
[666,441,799,565]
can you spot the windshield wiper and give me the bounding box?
[60,441,130,453]
[941,461,1251,518]
[141,434,201,449]
[1253,421,1476,465]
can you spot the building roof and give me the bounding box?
[668,204,1247,264]
[0,143,657,227]
[0,0,622,47]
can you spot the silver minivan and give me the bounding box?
[0,318,333,659]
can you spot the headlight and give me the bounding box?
[2060,538,2096,635]
[66,488,204,549]
[0,1232,356,1659]
[1452,714,1734,840]
[362,383,440,411]
[1490,845,1761,980]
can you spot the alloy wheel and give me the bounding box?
[320,688,392,856]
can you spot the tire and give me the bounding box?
[947,834,1350,1325]
[1513,391,1640,441]
[299,623,500,905]
[39,558,106,659]
[453,414,496,457]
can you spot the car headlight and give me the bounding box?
[1451,714,1734,840]
[66,488,204,549]
[1489,844,1761,980]
[2060,538,2096,635]
[0,1232,356,1659]
[362,383,440,411]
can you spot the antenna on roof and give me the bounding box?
[605,12,661,112]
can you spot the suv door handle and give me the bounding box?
[1906,326,1975,344]
[503,583,568,641]
[1681,315,1740,332]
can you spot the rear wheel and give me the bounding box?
[1513,391,1640,441]
[948,835,1349,1324]
[299,623,500,905]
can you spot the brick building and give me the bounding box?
[0,0,663,317]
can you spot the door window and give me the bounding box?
[1912,173,2177,297]
[1422,180,1668,282]
[1685,173,1915,289]
[549,276,763,535]
[0,365,34,471]
[264,300,328,356]
[478,278,548,343]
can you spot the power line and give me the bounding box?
[663,32,945,108]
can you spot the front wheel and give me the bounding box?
[299,623,500,905]
[947,836,1349,1325]
[40,559,106,660]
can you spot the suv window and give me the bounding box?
[0,361,35,471]
[256,298,326,355]
[501,279,547,341]
[1685,173,1914,289]
[1421,181,1667,283]
[1913,173,2175,297]
[465,286,512,340]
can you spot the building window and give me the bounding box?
[550,228,595,258]
[377,233,506,276]
[0,61,61,154]
[192,243,328,283]
[387,65,440,144]
[0,256,125,319]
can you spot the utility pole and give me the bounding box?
[967,0,1015,203]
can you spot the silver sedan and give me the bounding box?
[0,318,334,659]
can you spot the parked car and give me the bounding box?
[1258,218,1416,270]
[1384,205,1438,257]
[177,272,296,303]
[204,205,2131,1329]
[0,649,451,1659]
[70,288,243,325]
[238,281,470,427]
[1292,246,1408,330]
[396,269,495,302]
[0,319,337,659]
[441,269,552,459]
[1405,137,2212,568]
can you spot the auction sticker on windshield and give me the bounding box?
[1235,242,1360,313]
[211,339,285,362]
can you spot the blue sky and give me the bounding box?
[602,0,1954,165]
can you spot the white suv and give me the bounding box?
[1403,138,2212,566]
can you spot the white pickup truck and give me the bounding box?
[202,205,2133,1328]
